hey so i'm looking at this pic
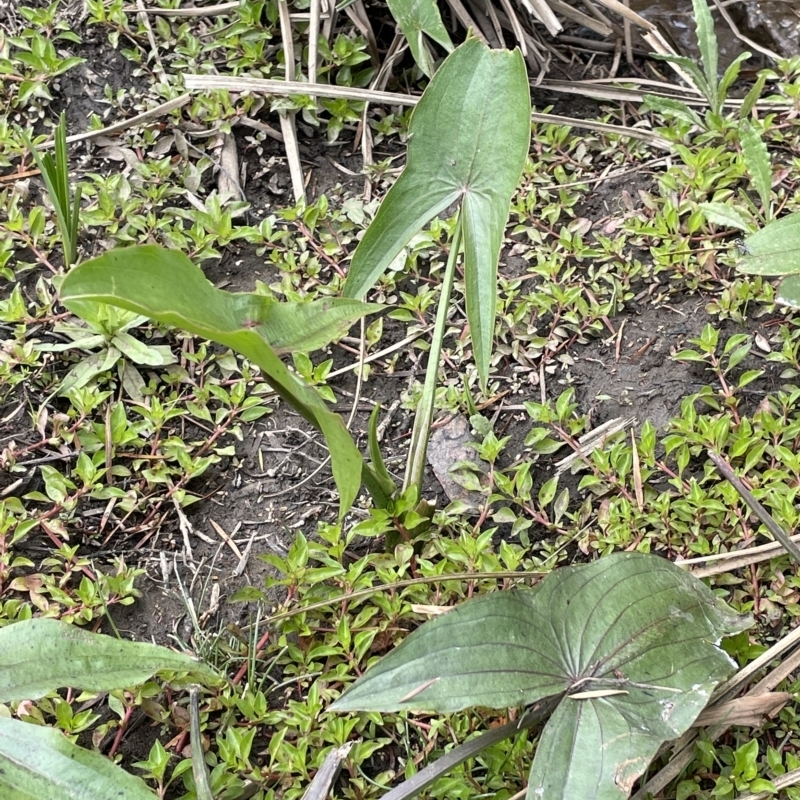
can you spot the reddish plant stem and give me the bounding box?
[232,628,271,686]
[107,703,134,759]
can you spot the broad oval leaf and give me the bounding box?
[59,245,380,515]
[343,38,530,389]
[0,618,217,702]
[332,553,748,800]
[0,716,157,800]
[737,212,800,276]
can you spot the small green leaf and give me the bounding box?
[738,369,763,388]
[650,57,711,108]
[367,404,396,500]
[748,778,778,794]
[777,275,800,308]
[538,475,558,507]
[641,95,703,128]
[112,332,174,366]
[718,51,751,101]
[692,0,719,112]
[740,72,767,118]
[698,202,754,233]
[229,586,267,603]
[673,349,706,362]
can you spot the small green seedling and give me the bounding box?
[35,303,175,401]
[642,0,753,128]
[20,112,82,268]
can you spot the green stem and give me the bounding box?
[361,461,392,509]
[403,212,463,494]
[378,696,560,800]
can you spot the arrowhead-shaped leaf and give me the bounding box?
[0,618,217,702]
[0,717,157,800]
[737,212,800,276]
[343,38,530,389]
[60,246,381,515]
[332,553,749,800]
[386,0,453,77]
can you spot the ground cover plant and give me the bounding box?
[4,1,800,799]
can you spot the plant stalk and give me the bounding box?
[403,212,463,493]
[378,696,560,800]
[189,687,214,800]
[709,450,800,565]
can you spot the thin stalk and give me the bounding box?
[378,695,560,800]
[709,450,800,566]
[403,212,463,493]
[189,687,214,800]
[362,461,392,508]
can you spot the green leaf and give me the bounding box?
[0,717,157,800]
[740,122,772,221]
[740,72,767,119]
[650,56,711,107]
[367,404,396,499]
[692,0,719,112]
[112,332,174,366]
[332,553,748,800]
[777,275,800,308]
[386,0,453,78]
[737,213,800,276]
[0,618,216,702]
[748,778,778,794]
[641,94,703,128]
[19,113,79,268]
[60,246,381,515]
[698,202,755,233]
[718,51,751,101]
[343,38,530,389]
